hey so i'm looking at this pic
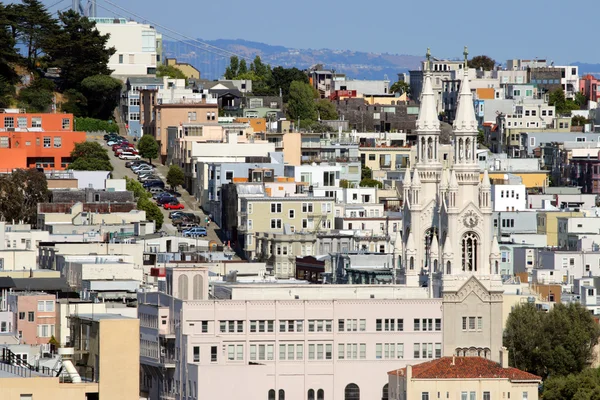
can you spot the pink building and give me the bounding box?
[8,292,57,347]
[580,74,600,102]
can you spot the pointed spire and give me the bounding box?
[411,167,421,187]
[416,48,440,133]
[453,46,478,133]
[406,231,416,252]
[449,169,458,189]
[443,235,453,256]
[481,169,491,188]
[430,235,439,256]
[403,167,412,187]
[440,168,449,189]
[490,235,500,256]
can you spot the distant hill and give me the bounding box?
[163,38,423,81]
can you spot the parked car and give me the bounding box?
[182,227,207,237]
[132,164,153,172]
[134,167,154,175]
[119,152,141,160]
[156,196,176,205]
[128,161,149,169]
[153,192,172,200]
[178,222,198,232]
[104,134,119,141]
[139,174,160,182]
[148,187,165,195]
[164,201,184,210]
[125,160,145,168]
[169,211,186,219]
[143,181,164,190]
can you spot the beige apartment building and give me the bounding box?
[387,354,541,400]
[140,92,219,162]
[1,313,139,400]
[239,197,335,260]
[266,131,302,165]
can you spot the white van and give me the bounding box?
[119,152,141,160]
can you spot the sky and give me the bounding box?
[36,0,600,64]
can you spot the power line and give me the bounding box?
[93,2,232,62]
[46,0,68,10]
[96,0,253,61]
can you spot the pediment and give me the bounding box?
[454,276,491,303]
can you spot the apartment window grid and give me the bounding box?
[462,316,483,331]
[4,117,14,128]
[338,319,366,332]
[270,203,282,213]
[227,344,244,361]
[302,202,314,213]
[53,136,62,148]
[413,343,441,359]
[308,343,333,360]
[270,219,282,229]
[43,137,51,148]
[278,343,303,361]
[17,117,27,128]
[375,343,404,359]
[37,324,55,338]
[0,137,8,148]
[337,343,365,360]
[308,319,332,333]
[249,320,274,333]
[31,117,42,128]
[62,118,70,129]
[279,320,304,333]
[219,320,244,333]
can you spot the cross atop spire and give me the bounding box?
[463,46,469,69]
[426,48,431,72]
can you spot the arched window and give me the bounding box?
[308,390,315,400]
[279,389,285,400]
[433,259,438,272]
[193,274,204,300]
[409,257,414,270]
[382,384,389,400]
[345,384,360,400]
[424,228,437,268]
[317,389,324,400]
[461,232,478,272]
[446,261,451,275]
[495,260,499,275]
[427,137,433,159]
[269,390,276,400]
[178,274,189,300]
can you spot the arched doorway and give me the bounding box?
[344,383,360,400]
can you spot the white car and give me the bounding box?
[107,140,122,146]
[131,164,151,171]
[119,152,140,160]
[134,166,154,174]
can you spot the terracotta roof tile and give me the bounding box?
[388,357,541,382]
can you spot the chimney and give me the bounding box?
[451,355,455,366]
[500,346,509,368]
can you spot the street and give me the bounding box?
[87,135,223,245]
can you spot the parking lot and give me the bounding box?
[90,135,223,244]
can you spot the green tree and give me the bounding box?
[224,56,239,80]
[287,81,317,123]
[542,368,600,400]
[468,55,496,71]
[61,89,88,117]
[572,115,589,127]
[360,178,382,188]
[504,303,600,379]
[390,81,411,96]
[477,129,485,145]
[268,66,308,101]
[44,10,115,92]
[80,74,122,120]
[316,99,338,120]
[18,77,55,112]
[74,117,118,133]
[339,179,351,188]
[549,88,580,116]
[137,197,164,229]
[17,0,58,69]
[156,64,187,81]
[0,77,15,108]
[238,59,248,75]
[575,92,588,109]
[125,176,149,202]
[166,165,184,191]
[70,141,113,171]
[361,167,373,180]
[137,135,159,164]
[0,3,21,85]
[0,169,49,226]
[250,55,269,78]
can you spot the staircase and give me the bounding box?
[0,347,56,377]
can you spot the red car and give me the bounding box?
[163,201,184,210]
[112,143,129,152]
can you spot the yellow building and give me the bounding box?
[487,171,549,188]
[266,132,301,165]
[360,146,411,180]
[388,356,541,400]
[1,314,139,400]
[363,93,408,105]
[537,210,584,246]
[166,58,200,79]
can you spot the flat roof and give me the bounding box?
[75,313,135,322]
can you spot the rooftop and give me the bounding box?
[75,313,136,322]
[388,357,541,382]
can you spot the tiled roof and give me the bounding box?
[388,357,541,382]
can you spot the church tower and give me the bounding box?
[402,49,443,288]
[440,47,504,363]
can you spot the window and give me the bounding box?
[53,137,62,148]
[43,137,51,148]
[188,111,197,121]
[522,393,528,400]
[469,317,476,330]
[271,203,282,213]
[344,384,360,400]
[201,321,208,333]
[422,393,430,400]
[288,209,295,219]
[193,346,200,362]
[129,112,140,121]
[414,343,420,358]
[225,171,233,180]
[211,346,217,362]
[270,219,282,229]
[19,312,25,320]
[435,319,441,331]
[62,118,70,129]
[302,203,314,213]
[414,319,420,331]
[119,54,123,63]
[483,393,490,400]
[28,312,34,322]
[4,117,14,128]
[31,117,42,128]
[369,154,375,160]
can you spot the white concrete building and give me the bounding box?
[491,184,527,212]
[90,18,160,77]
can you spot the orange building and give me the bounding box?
[0,110,85,171]
[234,117,267,133]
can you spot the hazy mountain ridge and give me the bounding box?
[163,38,423,80]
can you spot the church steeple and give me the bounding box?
[452,46,479,167]
[416,48,441,166]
